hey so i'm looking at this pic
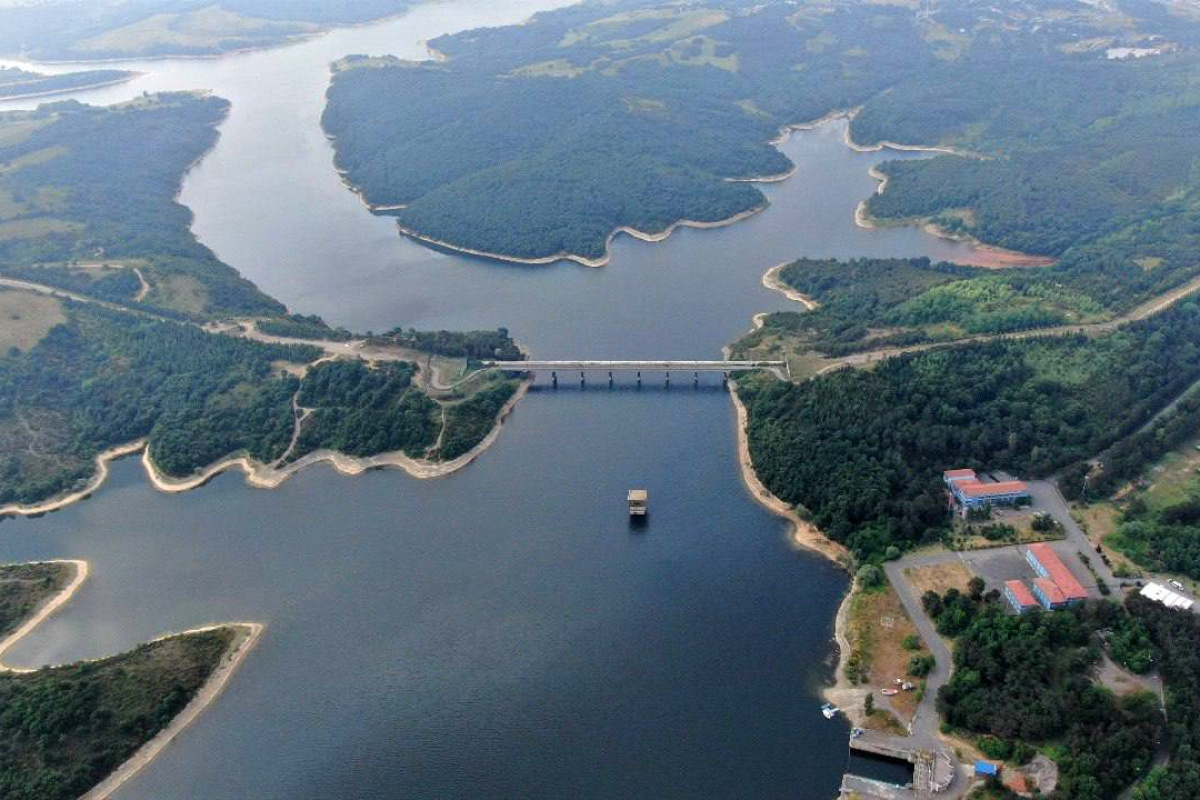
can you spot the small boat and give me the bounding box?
[881,688,899,697]
[821,703,840,719]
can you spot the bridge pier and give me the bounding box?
[665,371,670,389]
[608,371,614,388]
[694,371,699,388]
[637,371,642,388]
[551,371,557,389]
[580,371,586,387]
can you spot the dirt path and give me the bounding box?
[131,267,151,302]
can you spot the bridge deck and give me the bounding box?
[484,360,785,372]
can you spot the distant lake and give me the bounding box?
[1,3,986,797]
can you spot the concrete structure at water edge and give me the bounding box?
[942,469,1029,518]
[1023,543,1087,609]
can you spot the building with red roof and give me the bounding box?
[943,469,1030,517]
[1003,580,1039,614]
[1026,543,1088,608]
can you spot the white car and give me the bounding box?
[1169,579,1186,592]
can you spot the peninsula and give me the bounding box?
[0,93,527,513]
[0,560,262,800]
[322,0,1197,288]
[0,67,137,101]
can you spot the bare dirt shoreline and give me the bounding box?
[0,559,90,669]
[392,204,770,268]
[761,262,819,309]
[855,165,1057,270]
[79,622,264,800]
[0,73,141,102]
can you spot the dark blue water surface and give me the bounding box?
[0,2,996,796]
[2,385,849,799]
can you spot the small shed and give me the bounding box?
[628,489,648,516]
[975,761,999,777]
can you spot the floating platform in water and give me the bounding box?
[628,489,648,516]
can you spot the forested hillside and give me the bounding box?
[863,59,1200,309]
[746,257,1106,356]
[0,94,282,318]
[0,608,236,800]
[0,1,421,60]
[324,0,1199,283]
[930,589,1161,800]
[0,294,526,507]
[738,299,1200,560]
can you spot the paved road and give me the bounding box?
[1025,480,1119,588]
[816,273,1200,376]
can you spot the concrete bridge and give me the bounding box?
[483,360,789,385]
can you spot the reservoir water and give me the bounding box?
[0,3,994,797]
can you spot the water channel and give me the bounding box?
[1,3,992,796]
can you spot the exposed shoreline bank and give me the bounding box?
[761,262,819,310]
[728,383,848,567]
[728,381,856,711]
[392,204,770,268]
[342,106,1039,272]
[0,559,90,669]
[79,621,264,800]
[856,164,1057,270]
[0,562,264,800]
[0,73,141,103]
[0,379,528,519]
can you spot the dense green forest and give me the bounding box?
[0,300,317,504]
[747,257,1106,355]
[859,38,1200,310]
[439,381,519,460]
[293,360,439,460]
[0,68,135,100]
[379,327,523,362]
[0,94,281,318]
[1107,486,1200,582]
[932,591,1161,800]
[0,626,233,800]
[325,0,1198,282]
[738,300,1200,560]
[323,0,938,261]
[1128,596,1200,800]
[0,562,71,639]
[0,294,528,506]
[255,314,354,342]
[0,91,527,507]
[0,1,420,60]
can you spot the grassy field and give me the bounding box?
[729,328,837,383]
[844,583,929,722]
[0,289,66,356]
[904,561,975,597]
[73,7,315,57]
[0,218,82,242]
